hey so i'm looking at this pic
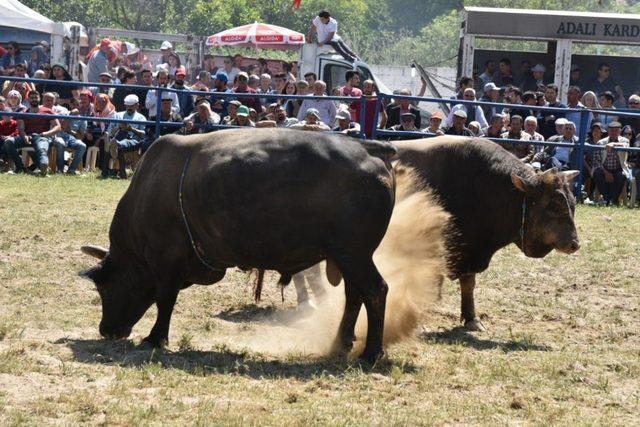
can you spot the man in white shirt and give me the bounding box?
[297,80,337,127]
[308,10,359,62]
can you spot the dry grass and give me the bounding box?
[0,173,639,425]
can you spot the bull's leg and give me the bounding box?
[333,280,363,356]
[359,260,388,363]
[460,273,485,332]
[143,284,180,348]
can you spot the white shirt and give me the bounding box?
[297,95,337,127]
[444,104,488,129]
[145,89,180,118]
[313,16,340,43]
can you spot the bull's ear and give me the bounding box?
[81,263,111,286]
[562,170,580,184]
[511,173,533,193]
[81,245,108,260]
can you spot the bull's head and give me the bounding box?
[511,168,581,258]
[81,245,154,340]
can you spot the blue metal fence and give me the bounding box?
[1,76,639,197]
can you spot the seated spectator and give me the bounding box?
[3,91,60,175]
[221,100,241,125]
[248,74,260,90]
[499,115,534,162]
[388,112,421,140]
[112,68,138,112]
[232,71,261,112]
[249,108,258,123]
[297,80,336,127]
[232,105,255,127]
[621,94,640,133]
[304,72,317,86]
[308,10,359,62]
[92,72,113,97]
[445,110,473,136]
[332,109,360,135]
[0,106,19,169]
[548,117,568,142]
[183,99,220,134]
[290,108,330,131]
[5,90,27,113]
[104,94,146,179]
[482,113,504,138]
[582,122,606,198]
[445,88,488,129]
[523,116,544,142]
[533,121,578,171]
[54,108,87,174]
[468,121,482,137]
[256,104,298,128]
[592,121,630,206]
[257,73,275,105]
[171,67,194,118]
[422,110,444,136]
[386,88,421,129]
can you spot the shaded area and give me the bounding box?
[421,328,551,352]
[57,338,417,379]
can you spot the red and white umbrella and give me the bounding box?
[206,22,305,50]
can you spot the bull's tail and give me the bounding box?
[253,269,265,303]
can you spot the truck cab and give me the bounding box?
[299,43,391,94]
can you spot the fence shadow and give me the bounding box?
[56,337,416,379]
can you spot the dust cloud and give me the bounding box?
[233,166,450,358]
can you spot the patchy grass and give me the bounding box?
[0,173,639,425]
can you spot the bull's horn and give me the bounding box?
[562,170,580,182]
[81,245,108,260]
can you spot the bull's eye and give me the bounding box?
[549,200,567,214]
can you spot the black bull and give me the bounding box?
[81,129,396,362]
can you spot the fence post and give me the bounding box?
[574,109,589,199]
[371,94,382,140]
[154,87,162,140]
[358,95,366,139]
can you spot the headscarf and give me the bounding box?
[6,90,24,112]
[93,93,116,131]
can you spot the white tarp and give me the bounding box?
[0,0,64,35]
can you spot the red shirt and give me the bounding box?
[24,107,55,135]
[351,96,384,138]
[0,118,18,137]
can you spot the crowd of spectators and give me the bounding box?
[0,35,638,205]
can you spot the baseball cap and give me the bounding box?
[99,71,112,78]
[124,94,139,106]
[214,71,228,83]
[484,82,499,92]
[608,121,622,128]
[228,100,242,107]
[335,110,351,121]
[236,71,249,80]
[305,108,321,119]
[555,118,568,126]
[237,105,249,117]
[175,66,186,77]
[453,110,468,119]
[160,40,173,50]
[401,112,416,119]
[100,38,111,48]
[430,111,444,120]
[531,64,546,73]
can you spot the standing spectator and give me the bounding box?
[331,109,359,135]
[538,84,566,139]
[499,115,534,162]
[445,88,488,129]
[112,68,138,112]
[482,114,504,138]
[231,71,261,112]
[587,63,625,106]
[272,73,287,94]
[171,67,194,118]
[248,74,260,90]
[0,41,25,75]
[477,60,495,90]
[569,64,584,89]
[350,79,387,138]
[222,56,240,89]
[308,10,359,62]
[165,53,181,79]
[135,69,154,118]
[445,110,473,136]
[3,91,60,175]
[385,88,421,129]
[158,41,173,66]
[566,86,592,134]
[454,77,474,100]
[621,94,640,134]
[592,121,630,205]
[53,108,87,174]
[281,61,296,82]
[492,58,514,88]
[581,90,601,123]
[104,94,146,179]
[28,45,47,76]
[281,80,299,118]
[304,72,317,86]
[479,82,500,122]
[87,39,111,83]
[211,71,231,119]
[598,91,618,130]
[256,57,270,76]
[422,111,445,136]
[297,80,336,126]
[340,70,362,98]
[521,63,546,92]
[145,69,179,120]
[257,73,275,105]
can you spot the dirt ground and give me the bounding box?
[0,174,638,425]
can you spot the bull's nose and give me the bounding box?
[564,240,580,253]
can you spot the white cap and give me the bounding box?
[160,40,173,50]
[555,118,568,126]
[124,94,139,106]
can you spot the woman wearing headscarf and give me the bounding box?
[6,90,27,113]
[43,63,79,108]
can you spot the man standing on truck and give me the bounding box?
[308,10,359,62]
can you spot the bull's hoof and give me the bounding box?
[464,318,486,332]
[358,349,386,365]
[141,335,168,349]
